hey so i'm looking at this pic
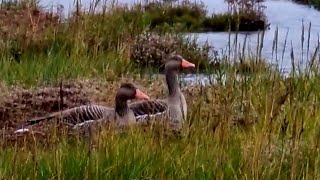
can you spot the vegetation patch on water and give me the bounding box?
[140,0,268,32]
[293,0,320,9]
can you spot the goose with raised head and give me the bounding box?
[129,54,195,131]
[14,83,150,133]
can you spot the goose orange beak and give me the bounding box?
[135,89,150,100]
[181,59,195,68]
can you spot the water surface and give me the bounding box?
[194,0,320,73]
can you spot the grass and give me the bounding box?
[0,50,136,86]
[0,0,319,179]
[1,66,320,179]
[0,55,94,87]
[0,128,243,179]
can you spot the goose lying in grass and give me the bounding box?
[14,83,150,133]
[129,54,195,131]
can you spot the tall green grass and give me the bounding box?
[0,51,135,86]
[2,68,320,179]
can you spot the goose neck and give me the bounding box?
[115,97,129,117]
[165,69,180,97]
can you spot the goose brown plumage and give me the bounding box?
[129,54,195,131]
[14,83,150,133]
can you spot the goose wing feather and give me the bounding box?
[129,100,168,116]
[129,100,168,123]
[26,105,113,125]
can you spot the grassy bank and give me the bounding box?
[1,59,320,179]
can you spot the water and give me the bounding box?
[193,0,320,74]
[39,0,320,83]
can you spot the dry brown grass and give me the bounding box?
[0,6,60,48]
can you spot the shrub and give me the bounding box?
[130,31,217,71]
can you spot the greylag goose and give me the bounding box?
[129,54,195,131]
[14,83,150,133]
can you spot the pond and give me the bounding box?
[39,0,320,84]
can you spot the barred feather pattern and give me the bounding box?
[14,105,115,133]
[129,93,187,131]
[27,105,114,125]
[129,100,168,124]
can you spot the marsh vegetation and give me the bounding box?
[0,0,319,179]
[293,0,320,9]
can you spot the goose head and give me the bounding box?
[116,83,150,101]
[165,54,195,72]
